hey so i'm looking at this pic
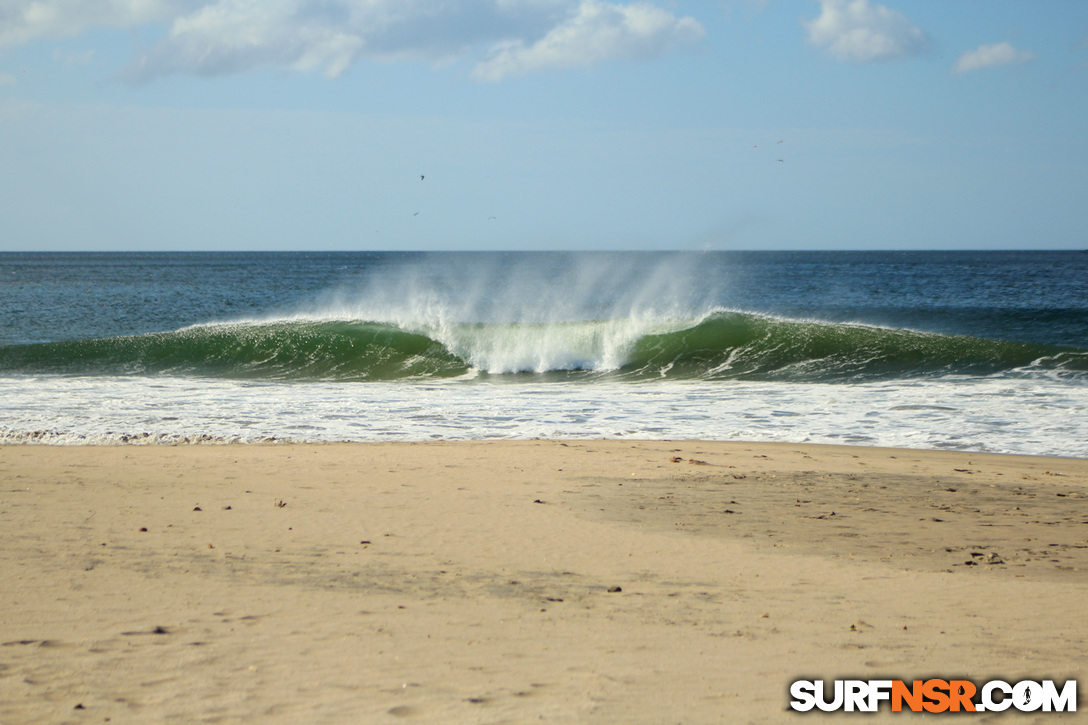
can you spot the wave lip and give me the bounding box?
[0,312,1083,383]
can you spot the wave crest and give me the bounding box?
[1,311,1083,383]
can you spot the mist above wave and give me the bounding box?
[277,253,723,373]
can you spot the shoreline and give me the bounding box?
[2,440,1086,722]
[4,433,1088,461]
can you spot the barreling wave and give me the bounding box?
[0,312,1084,383]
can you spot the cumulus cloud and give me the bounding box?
[953,42,1036,74]
[127,0,364,79]
[473,0,704,80]
[0,0,190,48]
[0,0,703,81]
[804,0,928,63]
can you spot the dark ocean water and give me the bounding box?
[0,251,1085,453]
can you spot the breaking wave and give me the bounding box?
[1,311,1083,383]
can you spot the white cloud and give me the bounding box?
[0,0,702,81]
[804,0,928,63]
[953,42,1036,75]
[0,0,190,47]
[473,0,704,81]
[127,0,364,79]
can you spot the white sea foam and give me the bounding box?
[2,373,1086,458]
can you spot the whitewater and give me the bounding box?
[1,251,1085,456]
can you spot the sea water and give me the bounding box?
[1,251,1085,456]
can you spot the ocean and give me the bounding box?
[1,251,1085,456]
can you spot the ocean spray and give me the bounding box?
[283,252,723,374]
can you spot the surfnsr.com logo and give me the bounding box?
[789,679,1077,713]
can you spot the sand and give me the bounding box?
[1,440,1086,723]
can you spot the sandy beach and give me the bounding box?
[1,440,1086,723]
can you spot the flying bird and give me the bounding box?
[420,175,425,181]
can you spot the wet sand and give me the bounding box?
[1,441,1086,723]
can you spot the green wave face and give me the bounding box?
[0,321,470,381]
[627,313,1086,381]
[0,313,1083,383]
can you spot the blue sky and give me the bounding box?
[1,0,1086,251]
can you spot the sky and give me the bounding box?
[0,0,1086,252]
